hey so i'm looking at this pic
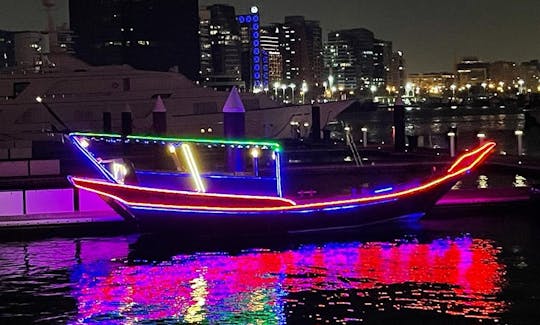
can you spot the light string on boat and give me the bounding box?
[69,142,495,213]
[181,143,206,193]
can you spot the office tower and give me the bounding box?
[69,0,200,81]
[200,4,243,90]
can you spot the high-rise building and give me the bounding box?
[260,26,282,85]
[69,0,200,81]
[305,20,323,87]
[324,32,357,91]
[279,16,323,87]
[324,28,375,93]
[199,4,243,90]
[199,9,213,81]
[373,39,392,87]
[0,30,15,70]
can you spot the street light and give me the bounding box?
[301,81,308,103]
[328,75,334,87]
[370,85,377,96]
[273,81,280,98]
[405,82,413,97]
[518,79,525,94]
[289,83,296,103]
[450,84,456,99]
[280,83,287,100]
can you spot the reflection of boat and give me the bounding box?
[68,132,496,233]
[72,236,505,323]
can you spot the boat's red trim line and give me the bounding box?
[70,142,495,213]
[70,177,296,209]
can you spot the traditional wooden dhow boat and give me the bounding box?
[67,132,496,233]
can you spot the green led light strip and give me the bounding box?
[69,132,281,150]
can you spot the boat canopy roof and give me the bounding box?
[69,132,281,151]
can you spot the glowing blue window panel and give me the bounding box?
[252,32,259,38]
[254,72,261,79]
[254,64,260,71]
[238,16,245,23]
[253,48,260,55]
[252,15,259,22]
[253,23,259,30]
[253,56,260,63]
[246,16,252,22]
[253,40,259,46]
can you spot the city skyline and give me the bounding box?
[0,0,538,73]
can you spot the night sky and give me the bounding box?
[1,0,538,73]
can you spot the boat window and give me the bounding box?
[13,82,29,97]
[151,93,172,99]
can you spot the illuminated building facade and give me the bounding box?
[237,6,266,91]
[199,4,243,90]
[455,57,489,86]
[260,26,282,84]
[324,29,402,97]
[324,33,357,91]
[407,72,455,95]
[69,0,201,81]
[279,16,323,87]
[324,28,375,92]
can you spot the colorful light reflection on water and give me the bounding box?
[68,236,505,324]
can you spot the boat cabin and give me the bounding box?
[69,132,283,197]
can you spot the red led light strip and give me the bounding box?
[70,177,296,210]
[71,142,495,213]
[447,143,493,173]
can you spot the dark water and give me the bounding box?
[0,205,539,324]
[341,108,540,157]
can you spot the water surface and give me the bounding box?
[0,207,538,324]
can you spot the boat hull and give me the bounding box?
[122,182,453,234]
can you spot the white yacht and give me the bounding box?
[0,52,351,144]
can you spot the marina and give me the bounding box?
[1,0,539,323]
